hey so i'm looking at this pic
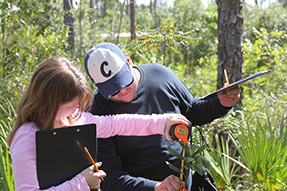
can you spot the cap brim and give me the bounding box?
[96,63,133,99]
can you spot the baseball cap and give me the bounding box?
[84,43,133,99]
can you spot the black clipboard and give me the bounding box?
[200,70,271,100]
[36,123,97,190]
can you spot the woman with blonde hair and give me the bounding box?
[7,56,189,191]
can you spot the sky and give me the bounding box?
[136,0,276,8]
[135,0,207,6]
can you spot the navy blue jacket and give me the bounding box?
[91,64,229,191]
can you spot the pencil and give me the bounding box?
[84,147,104,181]
[224,69,230,86]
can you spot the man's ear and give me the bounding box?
[125,53,133,65]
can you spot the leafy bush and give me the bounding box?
[0,98,16,191]
[205,134,241,190]
[243,28,287,122]
[229,113,287,190]
[0,1,70,107]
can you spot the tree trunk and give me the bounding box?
[150,0,153,14]
[254,0,258,7]
[103,0,108,17]
[79,0,83,56]
[64,0,74,53]
[110,0,117,42]
[154,0,158,28]
[117,0,126,45]
[95,0,99,18]
[90,0,95,22]
[216,0,243,112]
[215,0,244,180]
[1,11,6,77]
[90,0,97,45]
[126,0,129,15]
[130,0,136,40]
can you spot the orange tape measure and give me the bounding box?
[170,124,190,145]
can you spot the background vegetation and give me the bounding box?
[0,0,286,190]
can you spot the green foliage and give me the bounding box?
[0,0,70,106]
[205,134,241,190]
[183,55,218,98]
[136,8,155,31]
[173,0,218,68]
[242,28,287,122]
[1,25,69,106]
[0,98,16,191]
[229,114,287,190]
[243,2,287,42]
[127,20,200,68]
[166,139,209,190]
[0,146,14,191]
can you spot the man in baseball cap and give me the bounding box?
[84,42,241,191]
[84,42,134,99]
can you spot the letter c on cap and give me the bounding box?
[100,61,111,77]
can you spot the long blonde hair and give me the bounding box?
[7,56,93,146]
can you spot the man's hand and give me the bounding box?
[155,175,184,191]
[217,83,241,107]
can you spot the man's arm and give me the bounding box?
[184,84,240,125]
[181,94,230,126]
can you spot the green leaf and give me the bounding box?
[189,144,196,155]
[192,145,206,157]
[185,157,195,164]
[167,146,184,160]
[166,161,181,174]
[194,162,205,176]
[200,156,210,169]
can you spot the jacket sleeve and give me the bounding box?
[185,96,230,126]
[170,76,230,125]
[81,113,166,138]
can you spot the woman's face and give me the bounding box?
[55,97,80,120]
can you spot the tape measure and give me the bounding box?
[170,123,191,188]
[169,124,190,145]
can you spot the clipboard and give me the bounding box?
[200,70,271,100]
[36,123,97,190]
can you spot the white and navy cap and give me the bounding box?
[84,43,133,99]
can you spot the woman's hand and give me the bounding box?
[163,114,190,141]
[81,163,106,189]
